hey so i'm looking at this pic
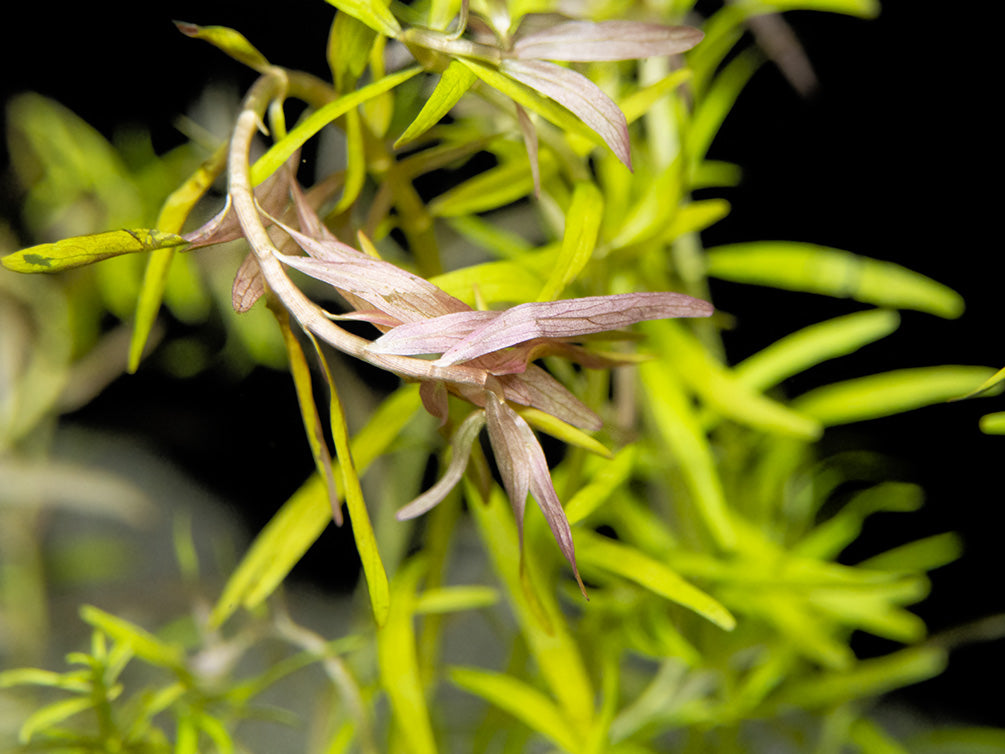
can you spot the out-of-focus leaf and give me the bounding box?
[688,48,760,165]
[396,60,477,147]
[449,666,579,752]
[18,696,94,745]
[537,181,603,301]
[129,143,227,372]
[251,67,420,186]
[79,606,186,673]
[415,585,499,614]
[955,365,1005,400]
[620,68,692,125]
[755,0,880,18]
[775,646,947,709]
[908,726,1005,754]
[174,22,270,71]
[735,309,901,391]
[654,321,821,439]
[0,668,89,693]
[565,445,637,525]
[210,386,422,627]
[638,359,736,549]
[2,229,187,274]
[512,20,703,62]
[576,531,736,630]
[705,242,965,319]
[333,108,367,213]
[980,412,1005,435]
[324,0,401,37]
[662,199,731,243]
[793,366,997,426]
[431,257,544,305]
[858,532,963,574]
[328,10,378,89]
[377,557,436,754]
[850,717,910,754]
[429,153,555,217]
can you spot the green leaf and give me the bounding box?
[449,666,580,752]
[688,48,761,165]
[980,412,1005,435]
[79,606,186,673]
[210,386,422,627]
[577,531,736,630]
[19,696,94,744]
[415,585,499,614]
[565,446,638,525]
[638,358,736,550]
[654,321,822,440]
[2,229,187,274]
[754,0,880,18]
[129,143,228,372]
[955,365,1005,400]
[908,727,1005,754]
[793,366,997,426]
[858,532,963,574]
[174,22,270,71]
[662,198,731,243]
[429,153,555,217]
[517,406,611,459]
[324,0,402,38]
[307,330,390,625]
[328,10,378,90]
[734,309,901,391]
[395,60,477,147]
[705,242,965,319]
[537,181,603,301]
[250,67,421,186]
[850,717,910,754]
[0,668,90,693]
[377,557,436,754]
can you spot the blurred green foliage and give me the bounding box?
[2,1,1002,753]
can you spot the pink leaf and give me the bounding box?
[513,20,703,62]
[437,292,714,365]
[368,310,501,355]
[501,58,632,169]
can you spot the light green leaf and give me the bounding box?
[307,330,390,625]
[250,67,421,186]
[688,48,760,165]
[449,666,580,752]
[908,727,1005,754]
[858,532,963,574]
[850,717,910,754]
[415,585,499,614]
[332,108,367,214]
[655,321,822,439]
[980,412,1005,435]
[734,309,901,391]
[328,10,378,90]
[793,366,997,426]
[753,0,880,18]
[955,365,1005,400]
[638,358,736,549]
[565,446,638,525]
[324,0,402,38]
[377,557,436,754]
[79,606,186,673]
[620,68,693,125]
[130,143,227,372]
[706,242,965,319]
[174,22,270,71]
[19,696,94,744]
[210,386,421,627]
[517,406,611,459]
[2,229,187,274]
[577,531,736,630]
[537,181,603,301]
[396,60,477,147]
[429,153,555,217]
[0,668,90,693]
[662,198,731,243]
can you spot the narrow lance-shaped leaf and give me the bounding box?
[536,180,603,301]
[2,229,187,274]
[324,0,402,38]
[395,59,477,147]
[501,58,632,169]
[512,20,703,62]
[434,291,714,365]
[174,22,271,71]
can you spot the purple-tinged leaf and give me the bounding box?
[485,393,587,598]
[501,58,632,169]
[369,310,501,355]
[437,292,714,365]
[232,252,265,312]
[513,20,704,62]
[497,365,602,432]
[396,410,486,520]
[420,381,450,426]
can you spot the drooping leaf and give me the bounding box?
[2,229,187,274]
[705,242,965,319]
[793,366,997,426]
[395,60,477,147]
[449,666,580,752]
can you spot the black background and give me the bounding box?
[2,0,1001,728]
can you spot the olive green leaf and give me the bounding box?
[2,229,187,274]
